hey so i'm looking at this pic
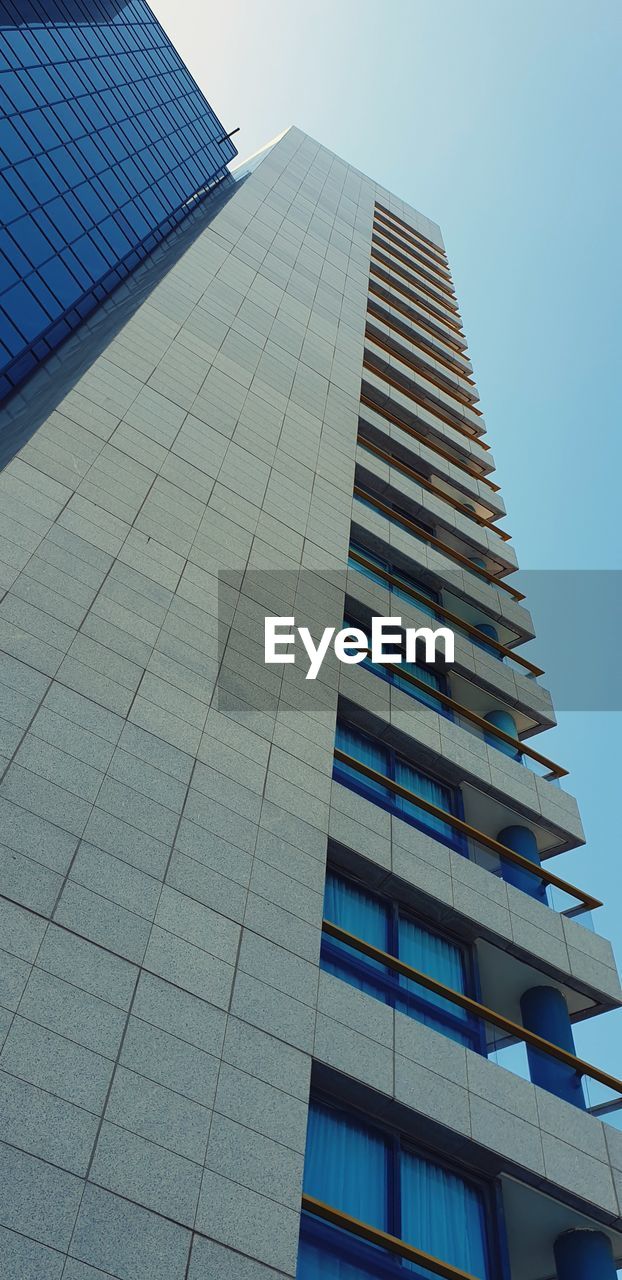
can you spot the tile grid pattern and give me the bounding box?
[0,125,380,1279]
[0,127,621,1280]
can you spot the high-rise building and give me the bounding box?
[0,126,621,1280]
[0,0,237,401]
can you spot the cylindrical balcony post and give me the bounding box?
[497,823,546,901]
[554,1228,617,1279]
[521,986,585,1108]
[473,620,502,660]
[484,708,521,760]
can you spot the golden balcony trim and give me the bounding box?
[371,249,464,335]
[368,296,475,383]
[366,323,479,413]
[372,235,460,314]
[347,547,536,669]
[352,484,523,601]
[372,219,455,288]
[375,202,449,265]
[354,645,565,779]
[364,355,488,450]
[322,921,617,1090]
[357,435,509,540]
[360,392,500,492]
[302,1195,480,1280]
[368,275,465,357]
[333,749,600,912]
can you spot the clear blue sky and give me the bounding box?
[154,0,622,1070]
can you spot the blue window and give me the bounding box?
[334,720,465,852]
[299,1100,497,1280]
[348,542,440,619]
[343,612,451,718]
[354,486,435,541]
[0,0,237,402]
[322,871,482,1051]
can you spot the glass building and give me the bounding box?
[0,0,236,400]
[0,127,621,1280]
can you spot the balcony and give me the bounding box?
[344,551,555,728]
[354,446,515,574]
[366,329,485,438]
[367,303,479,402]
[372,236,462,319]
[369,263,468,354]
[359,402,505,522]
[363,366,494,480]
[372,223,456,293]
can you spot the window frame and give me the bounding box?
[301,1092,510,1280]
[321,868,485,1054]
[334,717,466,855]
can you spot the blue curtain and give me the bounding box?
[397,916,474,1046]
[348,542,389,587]
[394,659,450,716]
[298,1216,407,1279]
[348,541,438,621]
[392,569,438,618]
[394,757,457,845]
[303,1103,389,1232]
[334,722,390,803]
[323,873,391,998]
[298,1217,406,1279]
[401,1150,490,1278]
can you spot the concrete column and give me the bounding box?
[554,1229,617,1279]
[473,621,503,659]
[498,823,546,902]
[484,708,522,760]
[521,986,585,1108]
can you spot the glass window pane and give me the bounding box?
[303,1103,389,1232]
[401,1150,490,1279]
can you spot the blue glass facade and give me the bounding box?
[0,0,237,398]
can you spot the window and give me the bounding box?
[322,871,482,1051]
[347,613,452,719]
[299,1099,498,1280]
[354,486,436,540]
[0,1,237,399]
[334,720,465,852]
[348,541,439,619]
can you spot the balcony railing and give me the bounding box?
[354,647,565,781]
[364,354,487,452]
[333,748,600,916]
[360,385,498,489]
[371,242,462,322]
[353,483,517,594]
[357,434,510,540]
[375,203,450,269]
[347,547,539,675]
[372,224,456,295]
[322,919,622,1116]
[302,1197,481,1280]
[366,314,478,407]
[367,295,474,382]
[369,257,465,340]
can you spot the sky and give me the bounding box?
[153,0,622,1071]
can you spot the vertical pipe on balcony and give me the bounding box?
[497,824,546,902]
[484,708,521,760]
[554,1228,617,1279]
[520,986,586,1109]
[473,621,502,660]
